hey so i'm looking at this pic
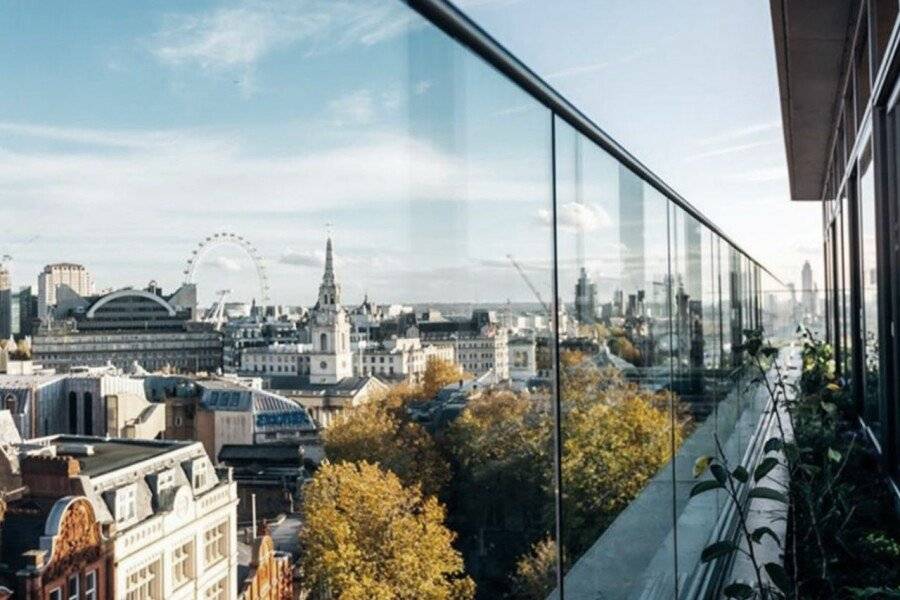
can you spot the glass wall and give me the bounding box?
[858,154,883,441]
[0,1,793,599]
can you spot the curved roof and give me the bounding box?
[86,288,177,319]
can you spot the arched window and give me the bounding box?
[4,394,16,413]
[68,391,78,434]
[320,333,328,352]
[83,392,94,436]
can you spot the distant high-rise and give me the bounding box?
[37,262,94,321]
[800,260,816,317]
[574,268,598,325]
[0,267,11,339]
[15,286,38,337]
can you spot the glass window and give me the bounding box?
[204,578,227,600]
[204,521,228,567]
[67,574,79,600]
[859,157,882,440]
[125,561,160,600]
[172,540,194,588]
[85,570,97,600]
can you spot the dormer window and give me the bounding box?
[116,484,137,523]
[191,458,208,490]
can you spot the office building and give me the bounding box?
[37,263,94,322]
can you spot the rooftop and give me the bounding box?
[46,435,191,477]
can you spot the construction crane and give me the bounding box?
[506,254,551,315]
[205,289,231,331]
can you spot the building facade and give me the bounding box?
[37,263,94,322]
[0,436,238,599]
[33,284,222,373]
[0,268,11,340]
[771,0,900,485]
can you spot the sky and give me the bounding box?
[462,0,823,289]
[0,0,819,308]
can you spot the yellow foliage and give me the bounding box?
[510,537,557,600]
[324,401,450,497]
[300,461,475,600]
[422,357,467,399]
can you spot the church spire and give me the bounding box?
[317,234,341,309]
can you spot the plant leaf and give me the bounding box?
[827,447,842,463]
[754,457,779,482]
[764,437,783,453]
[748,486,788,503]
[751,526,780,546]
[693,455,713,478]
[764,562,790,594]
[690,479,724,498]
[710,463,728,484]
[701,540,736,563]
[723,582,754,599]
[732,465,749,483]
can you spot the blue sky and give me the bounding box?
[464,0,822,289]
[0,0,816,307]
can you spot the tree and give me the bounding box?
[509,537,557,600]
[299,461,475,600]
[422,357,467,399]
[558,352,685,556]
[324,401,450,497]
[446,390,553,596]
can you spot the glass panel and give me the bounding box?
[555,118,675,598]
[859,159,882,440]
[3,3,557,598]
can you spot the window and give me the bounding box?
[49,588,62,600]
[85,570,97,600]
[116,485,136,523]
[204,578,227,600]
[125,560,160,600]
[172,540,194,588]
[67,574,79,600]
[204,521,227,566]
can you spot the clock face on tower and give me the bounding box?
[320,361,327,369]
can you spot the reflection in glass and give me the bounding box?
[859,160,882,440]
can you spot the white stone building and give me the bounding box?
[37,263,94,321]
[10,435,239,600]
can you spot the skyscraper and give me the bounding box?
[0,267,11,339]
[574,268,597,324]
[800,260,816,317]
[37,262,94,321]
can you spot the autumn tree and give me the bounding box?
[445,353,686,591]
[558,351,686,557]
[509,537,557,600]
[445,390,553,596]
[422,357,467,399]
[299,461,475,600]
[324,401,450,497]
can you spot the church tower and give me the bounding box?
[309,236,353,384]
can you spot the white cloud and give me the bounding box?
[328,89,375,126]
[536,202,612,232]
[413,80,432,96]
[696,121,781,147]
[684,139,777,162]
[150,0,417,91]
[206,255,243,272]
[279,249,324,268]
[722,166,787,184]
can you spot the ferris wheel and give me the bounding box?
[183,232,270,305]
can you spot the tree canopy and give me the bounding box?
[300,461,475,600]
[323,399,450,497]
